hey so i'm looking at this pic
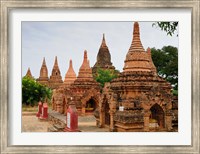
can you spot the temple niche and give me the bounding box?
[92,34,116,76]
[96,22,174,132]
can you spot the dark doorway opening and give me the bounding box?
[150,103,165,128]
[85,98,96,113]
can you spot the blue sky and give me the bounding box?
[22,22,178,79]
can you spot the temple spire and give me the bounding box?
[49,56,63,89]
[69,59,72,67]
[36,57,49,85]
[80,50,90,70]
[77,50,93,80]
[84,50,87,59]
[129,22,145,52]
[54,56,58,66]
[101,33,107,48]
[123,22,151,72]
[92,33,115,75]
[25,67,33,78]
[42,57,46,66]
[64,59,76,85]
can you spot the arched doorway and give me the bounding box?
[85,98,96,113]
[150,103,165,128]
[104,100,110,125]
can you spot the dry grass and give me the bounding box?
[22,105,38,112]
[22,102,52,112]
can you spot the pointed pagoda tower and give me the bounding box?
[25,67,33,78]
[92,34,115,76]
[63,59,76,86]
[49,56,63,89]
[97,22,173,132]
[123,22,151,72]
[36,58,49,85]
[76,50,94,81]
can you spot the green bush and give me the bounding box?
[22,76,52,106]
[95,68,118,88]
[172,89,178,96]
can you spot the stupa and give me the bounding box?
[49,56,63,89]
[96,22,173,132]
[25,67,33,78]
[92,34,115,76]
[75,50,94,83]
[36,58,49,86]
[63,59,76,86]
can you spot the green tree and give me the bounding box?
[95,69,118,88]
[151,46,178,91]
[153,22,178,36]
[22,76,52,106]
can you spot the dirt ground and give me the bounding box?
[22,113,51,132]
[22,113,108,132]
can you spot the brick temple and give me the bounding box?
[95,22,175,132]
[25,22,178,132]
[51,50,100,115]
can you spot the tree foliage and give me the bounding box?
[153,22,178,36]
[151,46,178,90]
[22,76,52,106]
[95,69,118,88]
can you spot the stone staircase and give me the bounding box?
[48,124,65,132]
[47,109,66,132]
